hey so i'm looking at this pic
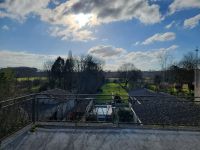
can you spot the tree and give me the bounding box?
[46,54,105,94]
[42,60,54,90]
[78,55,104,93]
[179,52,199,93]
[157,50,173,82]
[179,52,197,70]
[0,68,17,100]
[154,74,162,91]
[51,56,65,88]
[167,65,183,83]
[63,51,74,91]
[167,52,200,94]
[118,63,142,89]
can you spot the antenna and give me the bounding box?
[196,47,199,69]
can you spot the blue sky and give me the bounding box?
[0,0,200,71]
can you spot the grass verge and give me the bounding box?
[97,82,128,103]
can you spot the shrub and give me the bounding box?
[118,108,133,122]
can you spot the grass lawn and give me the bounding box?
[17,77,47,81]
[97,82,128,103]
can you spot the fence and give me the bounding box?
[1,93,200,140]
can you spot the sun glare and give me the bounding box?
[75,13,92,27]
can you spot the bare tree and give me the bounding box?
[157,50,172,82]
[43,60,54,83]
[118,63,142,89]
[179,52,197,70]
[167,51,200,94]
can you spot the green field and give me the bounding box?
[97,82,128,103]
[17,77,47,81]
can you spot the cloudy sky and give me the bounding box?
[0,0,200,71]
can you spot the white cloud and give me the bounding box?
[119,45,178,70]
[68,0,162,25]
[49,26,95,42]
[0,45,178,71]
[0,0,162,41]
[88,45,126,59]
[165,21,175,29]
[52,0,60,6]
[103,64,119,71]
[0,0,50,21]
[150,0,161,2]
[184,14,200,29]
[101,38,108,42]
[142,32,176,45]
[88,45,178,71]
[0,50,60,69]
[169,0,200,14]
[2,25,9,31]
[134,41,140,46]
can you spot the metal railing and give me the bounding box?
[0,94,34,140]
[1,93,200,140]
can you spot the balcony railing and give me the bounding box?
[1,93,200,140]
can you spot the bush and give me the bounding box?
[97,88,103,93]
[114,94,122,103]
[86,114,97,121]
[148,84,156,91]
[113,79,118,83]
[118,108,133,122]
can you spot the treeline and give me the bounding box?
[0,67,46,78]
[0,68,47,100]
[0,68,17,100]
[44,52,105,94]
[154,52,200,93]
[117,63,143,89]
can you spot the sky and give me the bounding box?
[0,0,200,71]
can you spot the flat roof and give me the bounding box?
[2,126,200,150]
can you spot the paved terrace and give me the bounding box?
[1,124,200,150]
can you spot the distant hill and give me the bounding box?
[142,71,162,79]
[103,71,119,78]
[0,67,47,78]
[0,67,161,79]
